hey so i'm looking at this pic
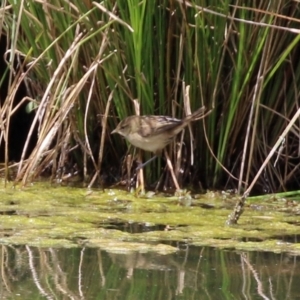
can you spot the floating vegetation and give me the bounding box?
[0,183,299,255]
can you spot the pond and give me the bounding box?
[2,245,299,299]
[0,183,299,299]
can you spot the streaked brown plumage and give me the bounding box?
[111,106,206,157]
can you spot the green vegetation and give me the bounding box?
[1,1,300,194]
[0,182,300,254]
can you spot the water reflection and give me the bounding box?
[0,245,299,299]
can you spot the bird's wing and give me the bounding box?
[138,116,182,137]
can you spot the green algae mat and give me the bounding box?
[0,183,299,255]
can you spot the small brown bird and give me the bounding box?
[112,106,206,169]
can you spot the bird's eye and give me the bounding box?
[121,124,127,129]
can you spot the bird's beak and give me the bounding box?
[111,129,117,134]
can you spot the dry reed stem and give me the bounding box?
[228,107,300,224]
[177,0,300,34]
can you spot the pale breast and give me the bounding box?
[126,132,171,153]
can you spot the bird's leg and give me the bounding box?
[135,155,158,171]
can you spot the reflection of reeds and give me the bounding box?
[1,1,300,192]
[0,245,298,298]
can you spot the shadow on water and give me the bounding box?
[1,245,299,299]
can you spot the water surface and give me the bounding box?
[0,184,299,298]
[2,245,299,299]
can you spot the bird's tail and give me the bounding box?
[185,106,206,122]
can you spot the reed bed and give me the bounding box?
[0,1,300,194]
